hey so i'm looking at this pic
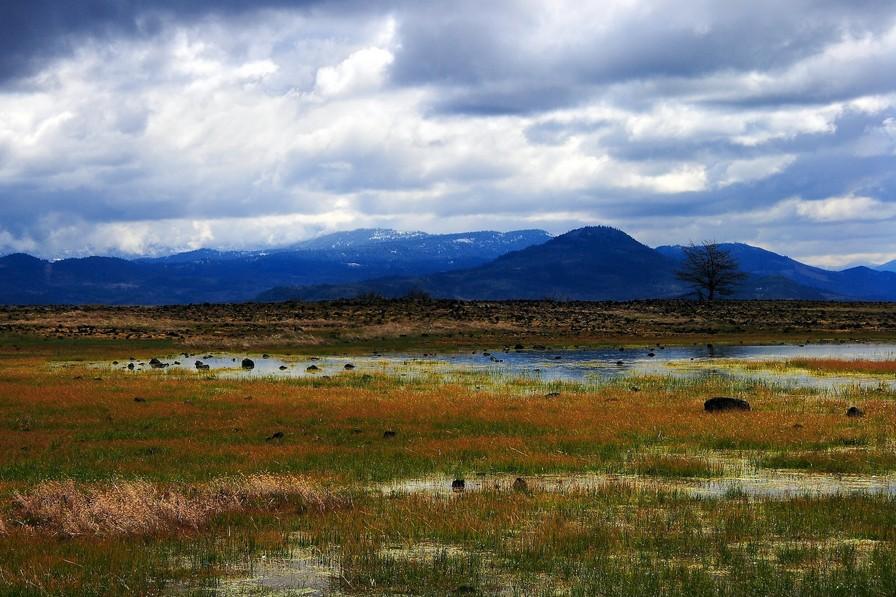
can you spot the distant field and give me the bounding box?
[1,301,895,594]
[3,299,896,352]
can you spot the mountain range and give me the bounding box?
[2,226,896,304]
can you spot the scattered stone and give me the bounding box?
[262,353,270,359]
[241,358,255,370]
[195,360,210,370]
[148,357,164,369]
[615,360,624,366]
[647,352,656,357]
[279,365,288,370]
[451,479,465,491]
[512,477,528,492]
[847,406,865,418]
[112,360,119,365]
[514,343,524,350]
[127,363,135,370]
[630,386,640,392]
[133,396,147,403]
[344,363,355,370]
[704,396,751,412]
[383,430,397,439]
[544,391,560,398]
[266,431,284,441]
[306,364,321,372]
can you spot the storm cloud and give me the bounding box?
[1,0,895,266]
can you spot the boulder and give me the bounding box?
[846,406,865,418]
[241,358,255,370]
[704,396,751,412]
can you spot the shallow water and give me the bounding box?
[380,470,896,500]
[106,342,896,391]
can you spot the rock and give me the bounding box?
[241,358,255,370]
[127,363,135,370]
[383,430,397,439]
[306,364,321,372]
[344,363,355,370]
[512,477,528,492]
[452,479,465,491]
[704,396,751,412]
[514,343,525,350]
[846,406,865,418]
[133,396,147,403]
[266,431,284,441]
[112,361,119,365]
[278,365,288,370]
[149,357,163,368]
[262,354,270,359]
[195,360,210,370]
[615,360,624,366]
[544,391,560,398]
[647,352,656,357]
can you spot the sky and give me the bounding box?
[1,1,895,267]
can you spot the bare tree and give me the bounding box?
[676,242,746,300]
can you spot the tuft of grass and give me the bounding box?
[9,474,342,536]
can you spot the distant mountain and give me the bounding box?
[262,226,684,301]
[264,230,896,302]
[658,243,896,301]
[876,259,896,273]
[0,228,551,304]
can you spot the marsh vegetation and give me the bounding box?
[1,301,895,594]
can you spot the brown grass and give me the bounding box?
[8,474,343,537]
[785,358,896,375]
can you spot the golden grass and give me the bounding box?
[785,358,896,375]
[7,474,342,537]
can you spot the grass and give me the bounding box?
[1,308,896,593]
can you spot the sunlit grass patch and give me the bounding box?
[7,474,342,537]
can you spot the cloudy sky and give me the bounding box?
[1,0,895,266]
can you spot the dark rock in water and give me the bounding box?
[514,343,525,350]
[533,344,547,350]
[278,365,288,370]
[544,391,560,398]
[616,360,624,366]
[647,352,656,357]
[127,363,135,370]
[306,364,321,372]
[112,361,119,365]
[846,406,865,418]
[452,479,465,491]
[383,430,397,439]
[133,396,146,403]
[241,358,255,370]
[344,363,355,370]
[195,360,209,370]
[704,397,751,412]
[262,354,270,359]
[149,357,166,369]
[266,431,284,441]
[512,477,528,492]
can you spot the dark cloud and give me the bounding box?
[0,0,360,83]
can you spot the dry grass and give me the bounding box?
[8,474,343,536]
[785,358,896,375]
